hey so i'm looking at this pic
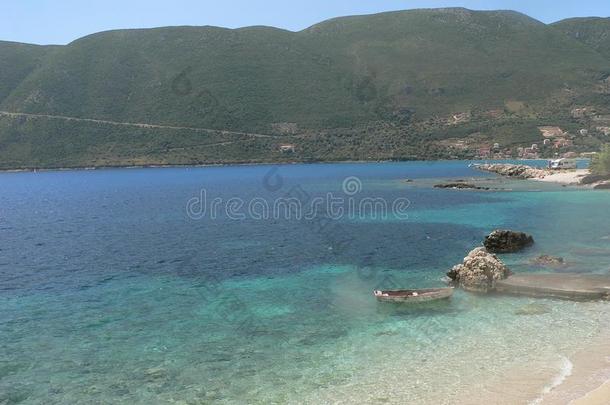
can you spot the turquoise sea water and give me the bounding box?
[1,161,609,404]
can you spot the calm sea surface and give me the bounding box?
[1,161,609,404]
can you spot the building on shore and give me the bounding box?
[279,144,296,153]
[554,138,573,149]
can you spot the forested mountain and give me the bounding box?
[1,8,609,169]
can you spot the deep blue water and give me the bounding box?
[0,162,497,293]
[1,161,609,404]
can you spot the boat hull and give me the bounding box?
[374,288,454,303]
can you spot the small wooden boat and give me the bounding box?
[373,288,454,303]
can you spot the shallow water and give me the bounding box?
[1,161,609,404]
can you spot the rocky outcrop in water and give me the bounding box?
[580,174,610,185]
[476,163,547,179]
[447,247,511,293]
[594,181,610,190]
[483,229,534,253]
[434,182,490,190]
[530,255,565,267]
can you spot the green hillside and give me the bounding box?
[1,8,610,169]
[302,9,608,116]
[0,41,56,104]
[1,26,379,131]
[553,17,610,59]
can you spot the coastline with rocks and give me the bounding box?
[447,229,610,300]
[473,163,610,188]
[445,229,610,403]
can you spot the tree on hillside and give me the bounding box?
[591,145,610,175]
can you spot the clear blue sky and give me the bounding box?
[3,0,610,45]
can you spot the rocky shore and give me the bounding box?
[447,230,532,292]
[474,163,610,188]
[443,227,610,403]
[475,163,548,179]
[447,229,610,300]
[447,247,511,292]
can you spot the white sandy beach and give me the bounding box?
[541,332,610,405]
[571,380,610,405]
[532,169,590,185]
[455,330,610,405]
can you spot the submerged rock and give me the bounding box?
[515,303,552,316]
[144,367,168,381]
[483,229,534,253]
[447,247,511,293]
[434,182,490,190]
[594,181,610,190]
[530,255,565,268]
[496,273,610,300]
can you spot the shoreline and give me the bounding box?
[457,328,610,405]
[0,158,442,174]
[0,159,594,176]
[473,163,606,188]
[0,159,534,175]
[531,169,591,186]
[541,330,610,405]
[571,380,610,405]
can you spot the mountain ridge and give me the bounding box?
[1,8,609,169]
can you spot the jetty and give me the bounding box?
[496,273,610,301]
